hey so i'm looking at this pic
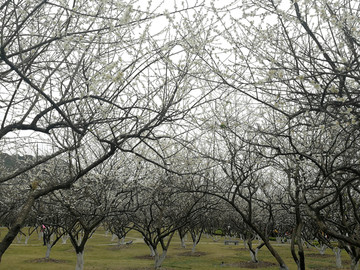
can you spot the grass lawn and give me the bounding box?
[0,227,352,269]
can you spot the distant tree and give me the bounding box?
[129,170,203,270]
[50,172,132,270]
[177,226,189,249]
[33,195,69,259]
[186,96,290,268]
[105,214,132,247]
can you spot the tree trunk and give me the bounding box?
[45,243,52,259]
[210,234,219,242]
[263,239,289,270]
[154,249,167,270]
[0,195,35,262]
[181,237,186,248]
[75,251,84,270]
[333,247,342,268]
[298,246,305,270]
[296,237,305,270]
[117,237,125,246]
[190,230,202,254]
[191,241,197,254]
[290,226,305,270]
[111,234,117,241]
[351,257,359,270]
[149,245,155,257]
[16,234,22,243]
[191,235,199,254]
[62,234,69,244]
[248,239,258,263]
[25,236,30,245]
[250,248,259,263]
[257,235,261,245]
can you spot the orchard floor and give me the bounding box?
[0,228,352,270]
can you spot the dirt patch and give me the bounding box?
[308,267,337,270]
[235,247,249,252]
[221,261,276,268]
[108,245,131,251]
[65,247,93,253]
[124,267,176,270]
[27,258,68,264]
[133,255,172,260]
[133,255,154,260]
[174,247,187,250]
[305,253,333,258]
[178,251,207,257]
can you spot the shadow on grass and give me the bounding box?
[178,251,207,257]
[26,258,69,264]
[107,245,132,251]
[221,261,277,268]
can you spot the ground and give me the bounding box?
[0,227,352,270]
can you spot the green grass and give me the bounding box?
[0,227,352,269]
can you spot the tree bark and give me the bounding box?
[181,237,186,248]
[45,243,52,259]
[111,234,117,241]
[24,236,30,245]
[149,245,156,257]
[16,234,22,243]
[262,239,289,270]
[191,235,199,254]
[154,249,167,270]
[117,237,125,246]
[248,239,258,263]
[190,230,202,254]
[250,249,259,263]
[228,201,289,269]
[62,234,69,244]
[75,251,84,270]
[0,195,35,262]
[333,247,342,268]
[178,229,187,248]
[351,257,359,270]
[319,244,326,255]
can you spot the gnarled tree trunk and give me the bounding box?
[154,249,167,270]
